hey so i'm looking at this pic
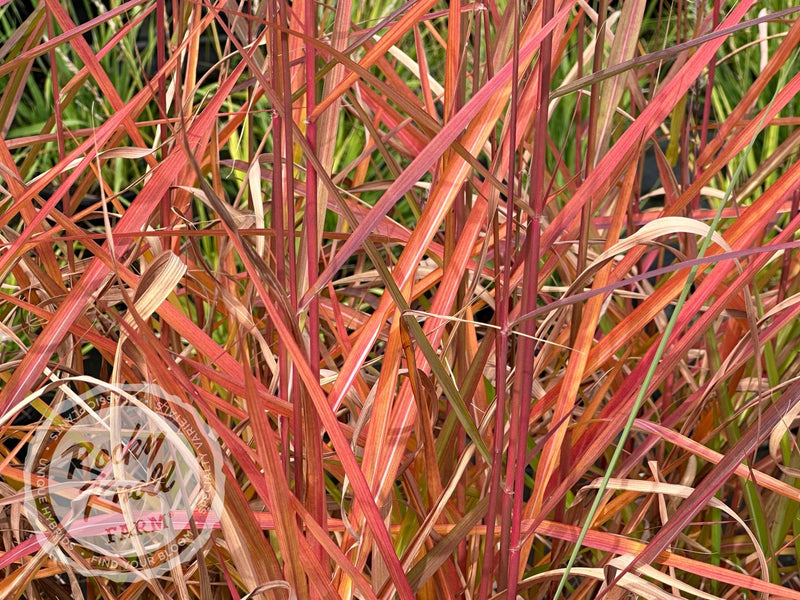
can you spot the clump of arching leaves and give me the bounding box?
[2,0,800,598]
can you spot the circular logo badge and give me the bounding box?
[23,381,225,581]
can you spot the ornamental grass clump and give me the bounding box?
[2,0,800,598]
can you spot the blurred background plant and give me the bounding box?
[2,0,800,598]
